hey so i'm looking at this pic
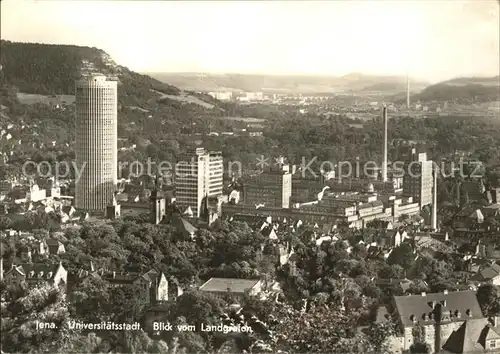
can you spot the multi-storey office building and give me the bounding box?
[403,149,433,208]
[244,165,292,209]
[174,148,223,217]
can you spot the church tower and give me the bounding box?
[150,175,166,225]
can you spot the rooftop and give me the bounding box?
[14,262,62,280]
[443,318,500,353]
[394,290,483,327]
[199,278,261,294]
[478,263,500,280]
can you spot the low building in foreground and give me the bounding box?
[199,278,263,300]
[391,290,500,353]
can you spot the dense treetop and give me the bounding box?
[0,40,180,102]
[3,214,498,353]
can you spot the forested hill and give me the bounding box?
[0,40,224,169]
[0,40,217,107]
[415,76,500,103]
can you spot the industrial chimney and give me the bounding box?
[406,75,411,109]
[382,106,388,182]
[431,167,438,231]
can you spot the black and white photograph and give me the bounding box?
[0,0,499,353]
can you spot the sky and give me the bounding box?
[1,0,499,82]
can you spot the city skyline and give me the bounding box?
[1,0,499,83]
[1,2,500,350]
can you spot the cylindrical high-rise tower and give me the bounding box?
[75,74,118,212]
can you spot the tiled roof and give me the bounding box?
[414,235,454,253]
[103,272,142,284]
[479,263,500,280]
[394,291,483,327]
[172,215,197,235]
[261,226,275,238]
[16,263,61,280]
[443,318,498,353]
[102,269,162,285]
[199,278,260,293]
[366,245,388,259]
[141,269,162,283]
[481,324,500,343]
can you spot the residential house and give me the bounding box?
[378,229,408,248]
[66,262,99,294]
[2,261,67,290]
[485,190,500,206]
[19,239,48,261]
[471,263,500,286]
[452,205,484,229]
[103,269,169,305]
[230,214,271,231]
[443,317,500,353]
[321,223,336,236]
[169,214,198,240]
[261,225,278,240]
[393,290,486,353]
[366,245,392,260]
[464,257,491,273]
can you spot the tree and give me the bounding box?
[410,323,431,353]
[415,256,454,292]
[171,290,225,330]
[0,216,11,230]
[108,283,149,323]
[365,320,397,353]
[410,342,431,353]
[71,276,112,322]
[0,284,79,353]
[477,284,500,317]
[107,330,171,354]
[253,302,375,353]
[398,214,409,222]
[461,190,470,206]
[387,244,415,270]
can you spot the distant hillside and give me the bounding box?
[0,40,217,107]
[0,41,225,166]
[440,76,500,86]
[148,72,428,95]
[359,81,424,93]
[415,76,500,103]
[338,73,427,93]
